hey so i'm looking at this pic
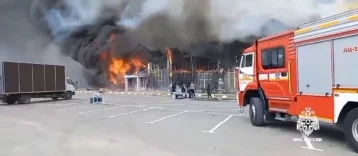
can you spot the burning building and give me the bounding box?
[100,18,286,92]
[143,40,251,93]
[27,0,323,92]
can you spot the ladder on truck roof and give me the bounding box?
[297,8,358,29]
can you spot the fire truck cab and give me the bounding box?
[237,9,358,152]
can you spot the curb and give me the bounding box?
[75,90,237,100]
[75,90,171,97]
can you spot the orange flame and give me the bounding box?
[100,33,147,86]
[166,48,173,78]
[103,53,146,85]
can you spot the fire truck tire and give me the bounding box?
[343,107,358,153]
[249,97,267,126]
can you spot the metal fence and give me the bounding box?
[150,69,170,90]
[195,69,236,93]
[224,70,236,92]
[151,68,236,93]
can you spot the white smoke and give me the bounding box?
[0,0,92,88]
[32,0,350,51]
[122,0,343,45]
[209,0,319,41]
[43,0,346,48]
[46,0,101,34]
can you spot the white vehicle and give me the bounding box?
[172,85,188,99]
[61,77,76,100]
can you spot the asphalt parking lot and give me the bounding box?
[0,93,356,156]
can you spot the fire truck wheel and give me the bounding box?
[249,97,267,126]
[343,107,358,153]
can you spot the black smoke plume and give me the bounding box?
[27,0,340,86]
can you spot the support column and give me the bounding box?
[203,72,206,88]
[191,55,194,82]
[136,77,140,91]
[233,67,236,90]
[148,63,151,73]
[227,68,230,90]
[167,51,172,85]
[217,58,222,91]
[125,77,128,91]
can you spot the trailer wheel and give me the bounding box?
[17,95,31,104]
[343,107,358,153]
[52,97,58,100]
[64,92,72,100]
[5,95,18,104]
[249,97,267,126]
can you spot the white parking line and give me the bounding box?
[78,106,124,115]
[131,101,151,104]
[106,104,146,108]
[44,102,85,108]
[301,132,323,151]
[122,105,146,108]
[188,105,237,108]
[145,104,185,106]
[104,101,149,104]
[146,111,188,124]
[151,107,248,117]
[230,109,241,111]
[29,99,81,105]
[107,99,151,104]
[108,103,185,106]
[107,108,154,118]
[203,115,233,134]
[57,105,89,111]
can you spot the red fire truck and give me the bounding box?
[236,9,358,152]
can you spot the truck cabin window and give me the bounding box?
[261,47,285,69]
[66,79,74,85]
[240,54,253,68]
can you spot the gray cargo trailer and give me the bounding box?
[0,61,76,104]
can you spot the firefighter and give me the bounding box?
[181,83,188,98]
[171,83,176,95]
[189,82,195,98]
[206,84,212,99]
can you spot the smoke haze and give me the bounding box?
[1,0,348,87]
[31,0,345,50]
[0,0,90,87]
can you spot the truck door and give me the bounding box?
[238,53,254,92]
[260,47,290,102]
